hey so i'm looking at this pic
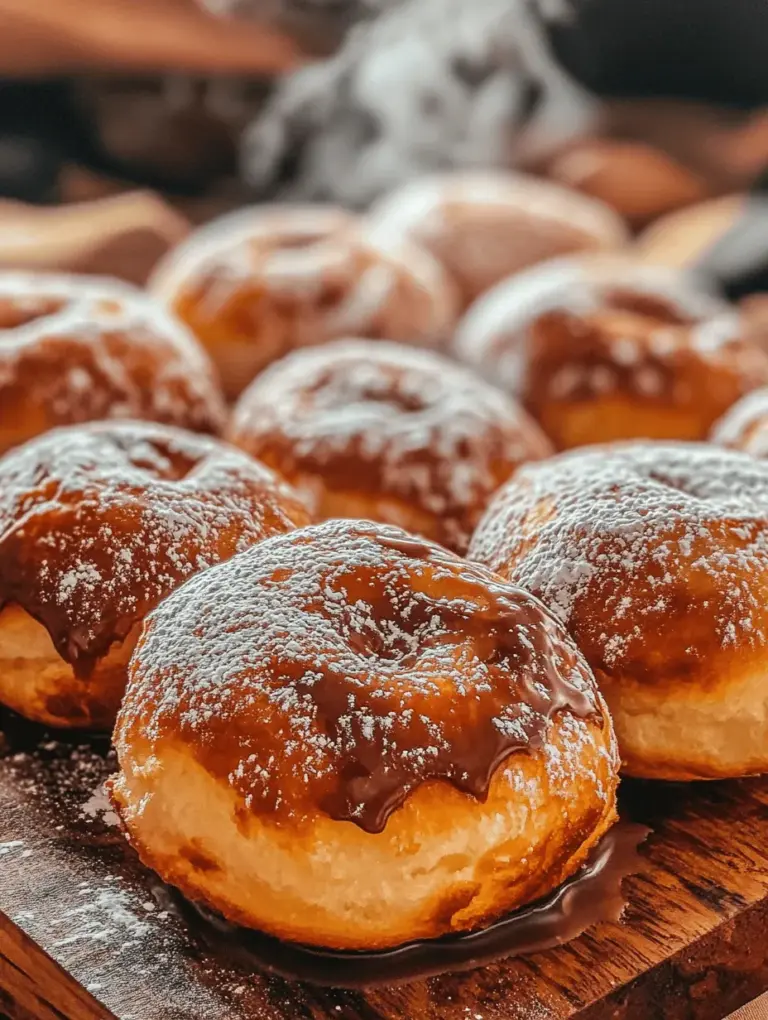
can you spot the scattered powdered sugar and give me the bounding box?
[0,270,225,433]
[0,420,308,666]
[470,441,768,669]
[81,783,120,828]
[51,879,152,949]
[117,519,603,828]
[229,339,551,552]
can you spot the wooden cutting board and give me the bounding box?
[1,713,768,1020]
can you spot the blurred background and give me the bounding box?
[1,0,768,296]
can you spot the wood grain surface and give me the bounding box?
[1,713,768,1020]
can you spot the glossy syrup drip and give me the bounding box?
[168,822,649,988]
[314,529,601,832]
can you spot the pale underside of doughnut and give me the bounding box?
[598,654,768,780]
[0,604,140,729]
[109,711,617,950]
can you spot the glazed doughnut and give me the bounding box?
[367,172,629,309]
[227,339,553,553]
[109,519,619,950]
[150,205,459,398]
[545,141,711,229]
[470,442,768,780]
[0,421,309,729]
[0,272,225,456]
[454,255,768,449]
[710,387,768,456]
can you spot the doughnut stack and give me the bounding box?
[2,164,768,959]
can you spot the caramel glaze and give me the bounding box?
[167,821,648,987]
[227,340,552,554]
[475,269,725,379]
[124,519,604,834]
[323,532,598,833]
[0,421,309,680]
[528,306,768,406]
[0,279,226,448]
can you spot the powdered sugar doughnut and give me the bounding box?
[368,173,629,309]
[151,205,459,398]
[227,339,552,552]
[711,388,768,457]
[454,256,768,449]
[470,442,768,779]
[109,519,618,949]
[0,272,225,456]
[0,421,309,729]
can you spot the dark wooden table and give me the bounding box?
[1,720,768,1020]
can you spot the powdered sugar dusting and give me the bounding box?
[454,255,728,394]
[117,519,603,831]
[151,204,457,358]
[0,271,225,435]
[470,442,768,671]
[229,339,552,552]
[369,172,628,304]
[0,420,309,669]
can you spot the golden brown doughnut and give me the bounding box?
[470,441,768,780]
[0,421,309,729]
[546,140,711,229]
[227,339,552,553]
[710,387,768,456]
[0,271,225,456]
[109,519,619,950]
[454,255,768,449]
[367,172,629,309]
[150,204,459,398]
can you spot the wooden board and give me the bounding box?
[1,713,768,1020]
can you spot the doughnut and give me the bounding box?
[545,140,710,229]
[367,172,629,309]
[0,421,309,729]
[227,339,553,553]
[454,255,768,449]
[469,441,768,780]
[0,272,225,456]
[109,519,619,950]
[711,387,768,456]
[150,205,459,398]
